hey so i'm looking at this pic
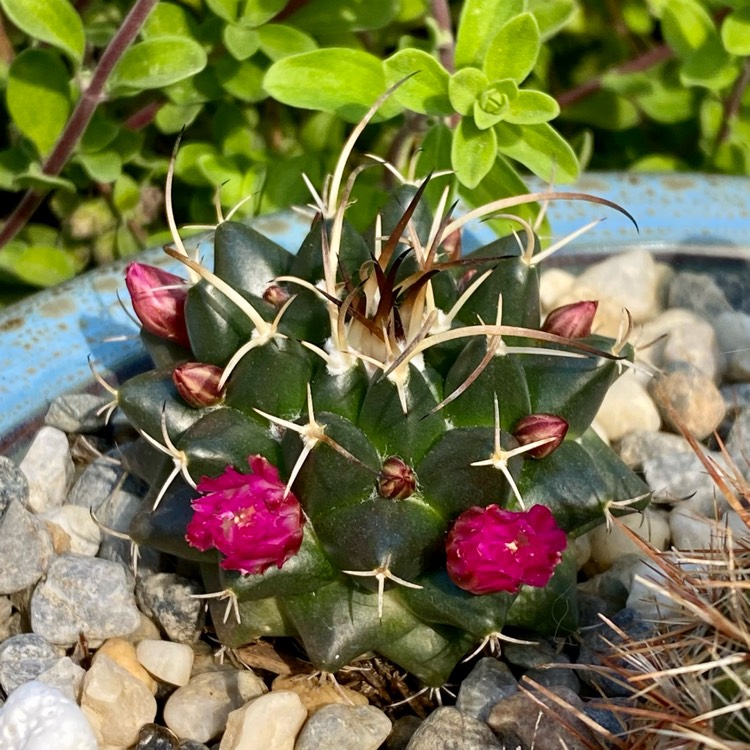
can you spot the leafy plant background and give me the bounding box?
[0,0,748,303]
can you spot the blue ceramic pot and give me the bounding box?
[2,172,750,457]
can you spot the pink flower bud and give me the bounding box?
[542,300,598,339]
[446,504,567,595]
[125,263,190,348]
[377,456,416,500]
[186,455,304,575]
[173,362,225,408]
[263,284,291,308]
[513,414,569,459]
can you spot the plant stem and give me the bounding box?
[715,58,750,149]
[431,0,455,73]
[556,44,673,108]
[0,0,159,251]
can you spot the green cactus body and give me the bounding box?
[118,139,649,688]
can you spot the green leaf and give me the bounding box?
[455,0,524,69]
[495,121,579,182]
[264,48,401,122]
[81,111,120,153]
[240,0,287,27]
[108,37,207,92]
[0,149,30,191]
[206,0,239,22]
[504,90,560,124]
[223,24,260,60]
[451,117,497,189]
[285,0,399,33]
[484,12,541,84]
[722,8,750,55]
[7,49,71,157]
[0,0,84,64]
[0,243,77,287]
[155,103,203,133]
[14,163,75,192]
[562,89,640,130]
[142,2,196,38]
[74,151,122,182]
[175,142,219,186]
[216,57,265,102]
[112,173,140,214]
[527,0,576,40]
[383,49,452,115]
[473,79,518,129]
[662,0,736,89]
[256,24,317,61]
[449,67,488,116]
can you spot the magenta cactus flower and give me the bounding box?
[125,262,191,348]
[446,504,567,595]
[186,455,305,575]
[173,362,225,408]
[542,300,598,339]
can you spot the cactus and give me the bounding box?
[111,101,650,689]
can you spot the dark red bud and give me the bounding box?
[125,263,190,348]
[173,362,224,408]
[542,300,598,339]
[377,456,416,500]
[513,413,569,458]
[263,284,291,308]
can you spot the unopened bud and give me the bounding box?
[377,456,416,500]
[513,413,568,459]
[542,300,598,339]
[125,263,190,348]
[173,362,224,408]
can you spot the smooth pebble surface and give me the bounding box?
[1,250,749,748]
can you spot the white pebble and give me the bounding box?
[0,680,97,750]
[588,508,670,571]
[595,371,661,441]
[220,690,307,750]
[538,268,575,311]
[136,639,194,686]
[40,506,101,557]
[19,426,74,513]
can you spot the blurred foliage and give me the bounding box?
[0,0,748,303]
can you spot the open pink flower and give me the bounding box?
[446,504,567,595]
[125,263,191,348]
[186,455,304,575]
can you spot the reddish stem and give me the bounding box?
[556,44,673,108]
[431,0,455,74]
[0,0,159,251]
[716,58,750,148]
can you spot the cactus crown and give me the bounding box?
[115,98,649,688]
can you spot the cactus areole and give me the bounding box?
[114,97,649,688]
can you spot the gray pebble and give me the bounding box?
[525,655,580,693]
[30,554,140,647]
[715,310,750,381]
[135,723,180,750]
[0,456,28,519]
[503,640,559,669]
[721,382,750,415]
[386,716,422,750]
[405,706,501,749]
[583,700,629,738]
[642,450,730,508]
[0,633,61,694]
[178,743,211,750]
[0,500,53,595]
[45,393,113,434]
[487,686,593,750]
[295,704,392,750]
[616,429,694,469]
[66,457,124,511]
[455,658,517,722]
[136,573,204,644]
[36,656,86,702]
[667,271,732,318]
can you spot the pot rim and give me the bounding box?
[2,171,750,458]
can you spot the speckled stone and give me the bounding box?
[30,554,140,647]
[35,656,86,703]
[44,393,113,434]
[455,658,517,722]
[0,457,28,519]
[135,723,180,750]
[0,633,62,694]
[294,704,392,750]
[136,572,204,644]
[666,271,732,319]
[0,500,54,595]
[405,706,501,749]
